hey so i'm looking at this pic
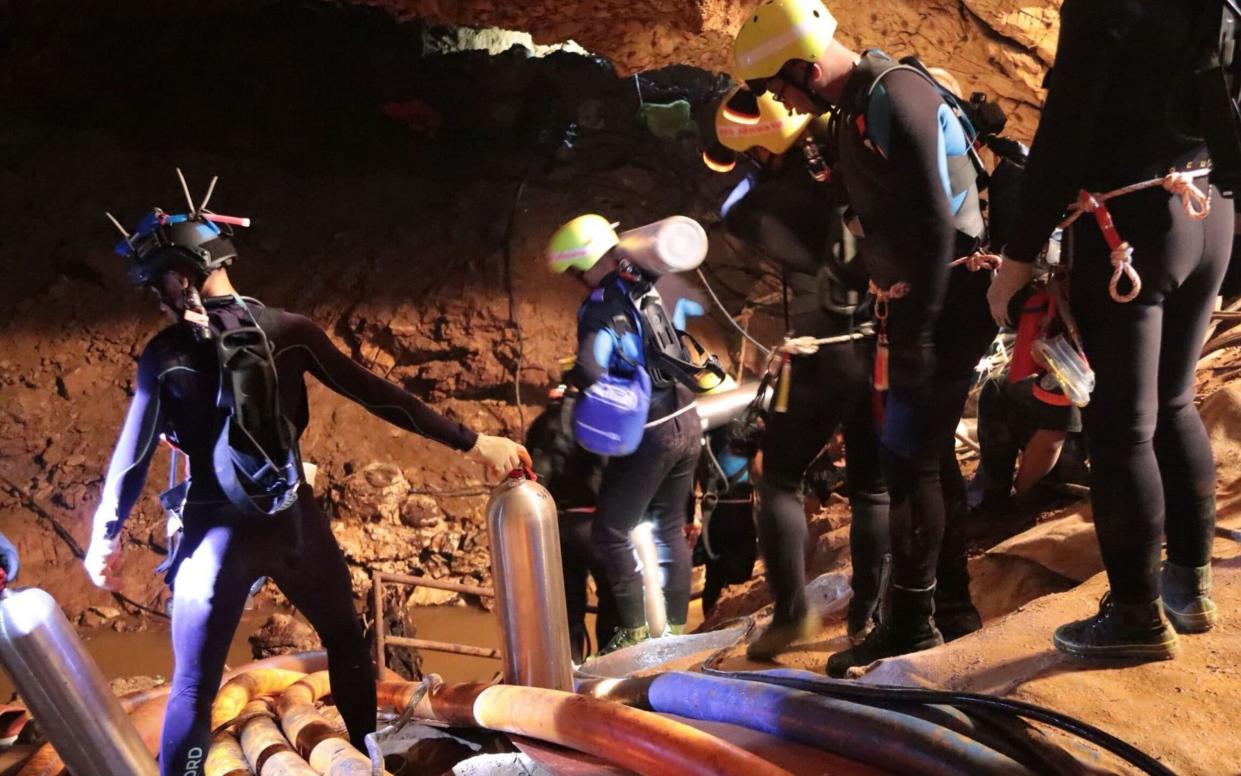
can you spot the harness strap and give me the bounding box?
[1056,168,1212,304]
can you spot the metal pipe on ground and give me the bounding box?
[18,651,329,776]
[644,672,1033,776]
[376,680,792,776]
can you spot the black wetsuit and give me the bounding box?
[721,164,890,631]
[97,296,476,776]
[571,274,701,631]
[834,62,997,594]
[525,399,615,661]
[1005,0,1233,605]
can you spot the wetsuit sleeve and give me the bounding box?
[281,314,478,452]
[568,310,610,389]
[1003,0,1128,262]
[878,71,961,391]
[96,345,167,535]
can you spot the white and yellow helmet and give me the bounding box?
[733,0,838,83]
[547,214,621,274]
[704,87,815,172]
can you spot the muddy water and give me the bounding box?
[0,594,708,703]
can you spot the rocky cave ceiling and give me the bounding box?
[360,0,1062,137]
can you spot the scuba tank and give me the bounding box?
[0,586,158,776]
[485,470,574,691]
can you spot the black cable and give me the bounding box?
[503,176,529,438]
[701,667,1172,776]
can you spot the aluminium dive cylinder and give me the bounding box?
[486,470,574,691]
[0,587,158,776]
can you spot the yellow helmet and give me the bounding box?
[703,88,816,173]
[547,214,620,274]
[733,0,838,83]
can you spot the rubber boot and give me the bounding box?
[1053,595,1179,661]
[934,554,982,642]
[1162,562,1217,634]
[847,553,891,645]
[599,625,650,655]
[746,615,819,661]
[826,584,944,677]
[662,622,686,637]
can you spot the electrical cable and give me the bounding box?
[695,268,773,356]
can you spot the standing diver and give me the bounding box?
[988,0,1233,659]
[704,88,891,655]
[83,173,529,775]
[731,0,998,676]
[547,215,721,652]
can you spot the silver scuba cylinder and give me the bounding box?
[485,470,574,691]
[0,587,157,776]
[695,380,766,432]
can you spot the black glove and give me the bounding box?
[0,532,19,582]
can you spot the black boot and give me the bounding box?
[1162,562,1217,634]
[827,583,944,677]
[934,554,982,642]
[1053,594,1179,661]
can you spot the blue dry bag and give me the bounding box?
[572,367,651,457]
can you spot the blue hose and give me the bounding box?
[647,672,1033,776]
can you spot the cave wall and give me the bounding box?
[366,0,1061,138]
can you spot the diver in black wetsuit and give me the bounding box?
[731,0,997,676]
[705,90,890,657]
[83,184,529,775]
[988,0,1233,660]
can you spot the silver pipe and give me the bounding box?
[630,522,666,636]
[485,474,574,691]
[0,587,157,776]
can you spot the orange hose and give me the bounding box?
[19,652,329,776]
[212,669,308,731]
[378,681,792,776]
[236,699,317,776]
[274,671,388,776]
[205,731,252,776]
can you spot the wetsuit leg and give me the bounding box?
[272,491,376,752]
[558,512,593,662]
[647,413,701,626]
[1071,186,1231,604]
[593,419,681,629]
[758,355,840,626]
[973,379,1020,503]
[1155,210,1231,568]
[161,515,257,776]
[840,391,890,625]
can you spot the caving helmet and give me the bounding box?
[732,0,838,86]
[703,87,815,172]
[107,169,247,287]
[547,214,621,274]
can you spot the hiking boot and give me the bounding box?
[599,625,650,655]
[1053,595,1179,661]
[934,555,982,642]
[827,584,944,677]
[1162,562,1218,634]
[746,615,818,661]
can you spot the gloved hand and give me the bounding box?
[83,506,124,591]
[467,434,533,478]
[986,257,1035,327]
[0,532,18,583]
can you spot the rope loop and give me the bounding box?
[869,281,910,322]
[1161,171,1212,221]
[1108,242,1142,303]
[949,251,1002,272]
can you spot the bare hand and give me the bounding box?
[83,536,123,591]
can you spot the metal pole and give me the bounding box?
[372,570,386,673]
[384,636,501,660]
